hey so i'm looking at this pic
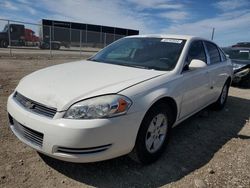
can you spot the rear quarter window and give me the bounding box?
[218,47,227,61]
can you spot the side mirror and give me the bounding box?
[189,59,207,70]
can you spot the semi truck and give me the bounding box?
[0,23,60,49]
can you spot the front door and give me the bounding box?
[178,40,211,120]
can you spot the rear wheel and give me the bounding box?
[52,43,60,50]
[213,81,230,110]
[40,42,50,49]
[129,103,174,164]
[1,40,8,48]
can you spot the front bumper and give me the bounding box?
[233,68,250,83]
[7,94,142,163]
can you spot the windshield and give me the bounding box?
[3,25,8,32]
[224,48,250,61]
[89,37,186,71]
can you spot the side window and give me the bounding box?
[205,41,221,64]
[186,41,207,64]
[10,26,18,33]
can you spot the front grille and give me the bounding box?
[13,92,57,118]
[9,115,44,148]
[56,144,112,154]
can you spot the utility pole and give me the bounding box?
[8,20,12,56]
[211,27,215,40]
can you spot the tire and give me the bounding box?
[41,43,50,49]
[45,43,50,49]
[213,81,230,110]
[1,40,8,48]
[129,103,174,164]
[52,43,60,50]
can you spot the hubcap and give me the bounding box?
[220,85,228,104]
[145,113,168,153]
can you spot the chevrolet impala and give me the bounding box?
[7,35,233,164]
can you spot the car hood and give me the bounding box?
[232,59,250,72]
[16,60,165,111]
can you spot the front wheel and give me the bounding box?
[213,81,230,110]
[129,103,174,164]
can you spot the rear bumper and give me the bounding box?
[7,94,142,163]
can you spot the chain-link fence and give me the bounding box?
[0,19,128,56]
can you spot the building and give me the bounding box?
[40,19,139,48]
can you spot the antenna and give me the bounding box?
[211,27,215,40]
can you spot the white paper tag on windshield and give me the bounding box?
[161,39,183,43]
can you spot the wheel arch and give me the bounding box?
[130,95,178,163]
[226,76,232,85]
[143,96,178,127]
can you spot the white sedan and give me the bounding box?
[7,35,233,164]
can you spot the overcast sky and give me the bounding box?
[0,0,250,46]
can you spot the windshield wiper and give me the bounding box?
[108,62,155,70]
[125,64,152,70]
[88,59,161,70]
[88,59,101,62]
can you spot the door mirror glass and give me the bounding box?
[189,59,207,70]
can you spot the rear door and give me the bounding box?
[204,41,228,101]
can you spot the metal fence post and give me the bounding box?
[100,27,102,48]
[7,20,12,56]
[85,25,88,47]
[70,24,72,47]
[49,26,52,57]
[80,30,82,56]
[104,33,106,47]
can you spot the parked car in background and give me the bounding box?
[223,47,250,85]
[232,42,250,48]
[7,35,233,164]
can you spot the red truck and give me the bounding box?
[24,28,39,46]
[0,24,60,49]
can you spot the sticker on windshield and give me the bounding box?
[161,39,183,43]
[240,50,249,53]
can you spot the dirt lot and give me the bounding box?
[0,53,249,188]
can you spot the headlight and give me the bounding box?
[233,63,245,71]
[64,95,132,119]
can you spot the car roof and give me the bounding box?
[126,34,207,41]
[228,47,250,51]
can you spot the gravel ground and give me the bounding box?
[0,53,249,188]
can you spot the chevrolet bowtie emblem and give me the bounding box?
[25,101,35,109]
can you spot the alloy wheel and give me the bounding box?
[145,113,168,153]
